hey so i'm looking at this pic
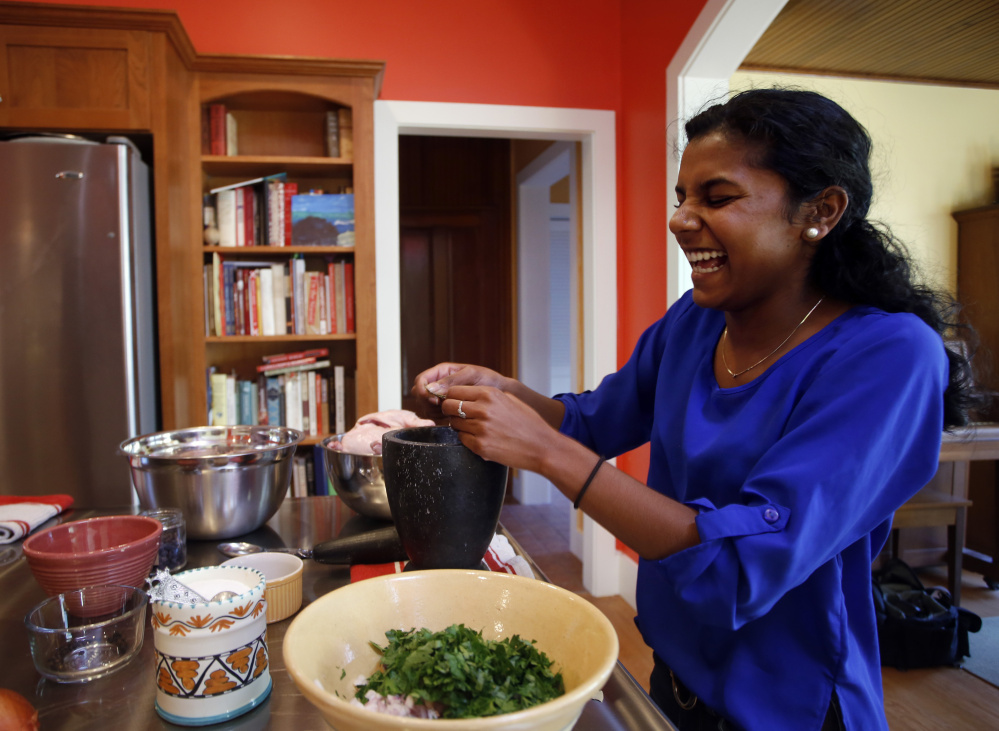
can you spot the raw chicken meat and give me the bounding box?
[333,410,435,455]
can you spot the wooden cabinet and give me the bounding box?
[0,3,384,449]
[0,23,151,129]
[954,203,999,585]
[188,58,383,442]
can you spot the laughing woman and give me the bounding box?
[412,88,980,731]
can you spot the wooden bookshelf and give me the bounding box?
[193,61,383,439]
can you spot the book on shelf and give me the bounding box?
[210,173,288,248]
[291,193,354,247]
[205,258,292,336]
[261,347,329,365]
[265,377,283,426]
[304,454,315,496]
[206,357,348,437]
[208,103,226,156]
[344,260,355,332]
[292,454,308,498]
[313,444,330,496]
[283,182,298,246]
[325,110,339,158]
[256,355,320,373]
[225,112,238,156]
[307,371,317,436]
[292,257,306,334]
[304,272,323,335]
[333,365,346,434]
[338,107,353,159]
[322,257,355,334]
[201,105,212,155]
[259,359,331,377]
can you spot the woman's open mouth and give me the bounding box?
[685,249,727,274]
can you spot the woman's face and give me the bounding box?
[669,131,813,313]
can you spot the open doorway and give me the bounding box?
[374,101,622,597]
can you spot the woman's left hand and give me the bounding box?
[439,385,558,473]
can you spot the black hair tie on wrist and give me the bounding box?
[574,456,605,510]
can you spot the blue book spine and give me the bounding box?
[238,380,254,425]
[313,444,329,496]
[266,377,283,426]
[223,264,236,335]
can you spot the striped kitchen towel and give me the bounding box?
[349,533,534,583]
[0,495,74,543]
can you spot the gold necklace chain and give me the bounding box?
[721,297,825,379]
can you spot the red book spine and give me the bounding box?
[256,356,318,373]
[209,103,226,156]
[284,182,298,247]
[344,260,355,333]
[315,372,324,435]
[306,274,320,333]
[326,262,337,333]
[261,347,329,365]
[248,270,260,335]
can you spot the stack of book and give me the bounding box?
[203,254,355,337]
[207,348,355,437]
[210,174,297,248]
[203,103,238,156]
[289,448,334,499]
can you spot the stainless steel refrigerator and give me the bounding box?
[0,135,159,506]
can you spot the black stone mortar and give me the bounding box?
[381,426,508,571]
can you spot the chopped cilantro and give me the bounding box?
[355,623,565,718]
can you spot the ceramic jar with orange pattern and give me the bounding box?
[150,565,271,725]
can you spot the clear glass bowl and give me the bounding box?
[24,584,149,683]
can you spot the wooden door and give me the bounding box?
[398,136,513,412]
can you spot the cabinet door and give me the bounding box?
[0,25,150,129]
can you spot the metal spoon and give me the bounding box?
[217,541,311,559]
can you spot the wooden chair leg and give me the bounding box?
[949,506,967,607]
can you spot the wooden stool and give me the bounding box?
[888,489,972,606]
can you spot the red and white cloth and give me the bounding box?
[0,494,74,544]
[350,533,535,583]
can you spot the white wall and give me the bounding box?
[731,71,999,293]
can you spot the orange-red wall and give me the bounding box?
[18,0,708,489]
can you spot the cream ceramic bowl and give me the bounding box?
[283,570,619,731]
[221,553,304,623]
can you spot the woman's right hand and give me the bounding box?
[411,363,507,407]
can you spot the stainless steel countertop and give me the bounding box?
[0,497,675,730]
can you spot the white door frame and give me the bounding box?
[373,101,621,596]
[514,140,572,507]
[665,0,788,306]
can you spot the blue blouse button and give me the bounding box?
[763,507,780,523]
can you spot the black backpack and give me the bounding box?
[872,558,982,669]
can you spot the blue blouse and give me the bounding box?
[556,292,946,730]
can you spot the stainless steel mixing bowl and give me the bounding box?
[119,426,304,540]
[319,435,392,521]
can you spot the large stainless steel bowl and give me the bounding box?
[319,435,391,521]
[119,426,304,540]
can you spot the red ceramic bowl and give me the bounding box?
[22,516,162,597]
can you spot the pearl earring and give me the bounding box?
[804,227,820,240]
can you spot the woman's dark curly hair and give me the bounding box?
[683,87,983,428]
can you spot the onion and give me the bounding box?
[0,689,39,731]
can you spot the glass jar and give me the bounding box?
[142,508,187,571]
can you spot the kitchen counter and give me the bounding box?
[0,496,676,730]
